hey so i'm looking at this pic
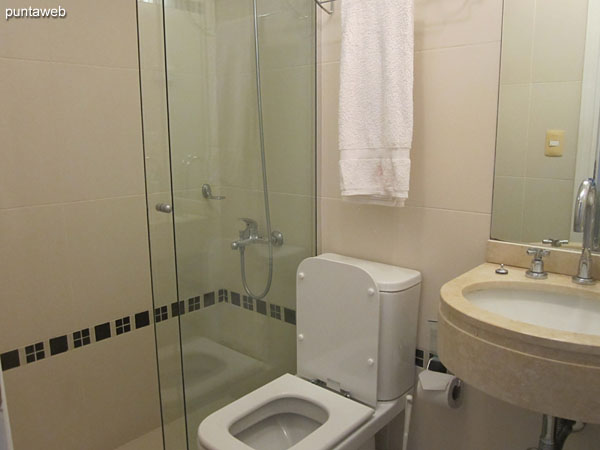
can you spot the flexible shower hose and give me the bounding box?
[239,0,274,300]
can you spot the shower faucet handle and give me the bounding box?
[239,218,259,239]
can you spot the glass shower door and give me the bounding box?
[162,0,315,446]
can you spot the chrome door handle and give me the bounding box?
[155,203,172,213]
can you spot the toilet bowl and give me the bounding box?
[198,374,374,450]
[198,254,421,450]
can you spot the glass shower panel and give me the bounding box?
[137,1,188,449]
[162,0,315,445]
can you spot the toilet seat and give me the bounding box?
[197,374,374,450]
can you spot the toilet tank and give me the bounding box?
[378,285,420,400]
[296,254,421,406]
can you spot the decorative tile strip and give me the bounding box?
[0,289,296,372]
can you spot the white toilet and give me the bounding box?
[197,253,421,450]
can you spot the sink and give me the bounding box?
[438,264,600,424]
[465,286,600,336]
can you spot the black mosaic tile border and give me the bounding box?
[0,308,152,373]
[226,291,296,325]
[415,348,424,367]
[415,348,439,368]
[0,289,297,372]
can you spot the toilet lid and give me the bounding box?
[296,256,380,407]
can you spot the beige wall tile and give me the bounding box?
[4,328,161,450]
[0,58,69,209]
[214,1,255,77]
[269,192,315,250]
[499,0,535,84]
[526,82,582,180]
[137,5,171,195]
[258,1,315,71]
[138,2,167,73]
[262,66,315,196]
[56,64,146,200]
[531,0,588,83]
[214,73,262,190]
[0,0,138,69]
[63,196,153,327]
[168,70,219,192]
[317,7,341,64]
[0,58,147,209]
[172,194,221,300]
[318,62,341,199]
[0,0,59,61]
[495,84,531,177]
[264,192,315,308]
[415,0,502,51]
[165,8,216,76]
[391,207,491,348]
[0,205,71,349]
[317,0,503,63]
[139,70,172,196]
[146,193,178,305]
[320,197,399,265]
[522,178,574,243]
[491,176,524,242]
[409,43,500,213]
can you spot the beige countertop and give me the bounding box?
[438,263,600,423]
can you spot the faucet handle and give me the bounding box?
[527,247,550,259]
[526,248,549,279]
[238,218,259,239]
[239,217,258,228]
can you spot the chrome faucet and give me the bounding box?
[526,248,549,279]
[231,218,264,250]
[231,218,284,251]
[572,178,596,285]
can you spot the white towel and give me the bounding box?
[338,0,414,206]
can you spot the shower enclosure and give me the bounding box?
[137,0,316,448]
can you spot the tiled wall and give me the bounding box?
[317,0,596,449]
[492,0,588,243]
[0,2,161,449]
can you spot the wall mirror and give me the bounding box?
[491,0,600,251]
